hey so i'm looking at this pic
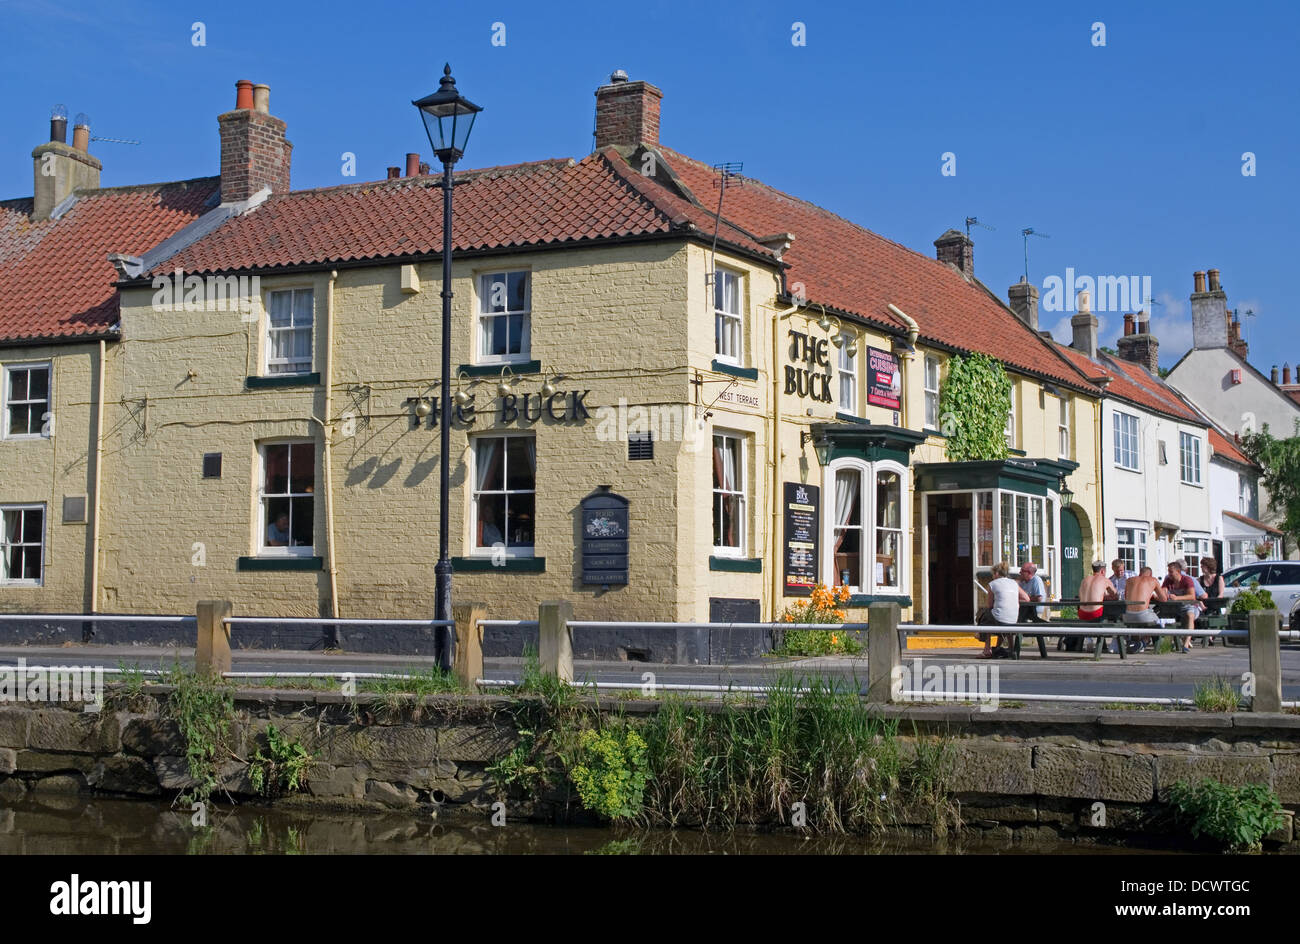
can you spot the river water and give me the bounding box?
[0,795,1173,854]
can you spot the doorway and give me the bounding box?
[1060,506,1084,601]
[927,493,973,623]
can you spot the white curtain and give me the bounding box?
[833,469,859,552]
[476,439,502,490]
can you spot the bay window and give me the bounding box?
[825,459,909,596]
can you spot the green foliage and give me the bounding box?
[1239,419,1300,549]
[1167,778,1285,852]
[776,630,862,657]
[776,584,860,656]
[937,353,1012,462]
[1230,582,1277,615]
[248,724,313,797]
[164,666,235,805]
[1192,676,1243,712]
[569,725,650,821]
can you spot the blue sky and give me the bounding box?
[2,0,1295,370]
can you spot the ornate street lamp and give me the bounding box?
[413,64,482,672]
[1058,475,1074,508]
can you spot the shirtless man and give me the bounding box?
[1122,565,1167,654]
[1076,561,1117,651]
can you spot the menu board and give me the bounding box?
[783,481,820,596]
[867,346,902,409]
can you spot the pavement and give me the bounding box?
[1,639,1297,704]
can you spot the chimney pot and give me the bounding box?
[252,84,270,114]
[405,153,420,177]
[71,121,90,153]
[418,162,430,175]
[49,104,67,144]
[219,79,292,203]
[1208,268,1221,292]
[235,79,254,110]
[1271,366,1279,384]
[1193,270,1206,293]
[1286,364,1293,386]
[1123,313,1135,336]
[387,166,400,179]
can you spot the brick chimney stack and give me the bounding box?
[1116,311,1160,373]
[219,79,292,203]
[1007,277,1038,331]
[935,229,974,278]
[593,70,663,151]
[1227,311,1249,359]
[31,106,102,221]
[1191,267,1228,349]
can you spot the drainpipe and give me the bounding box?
[886,304,921,427]
[89,339,106,612]
[320,270,341,617]
[766,295,801,620]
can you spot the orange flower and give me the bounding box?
[830,634,838,645]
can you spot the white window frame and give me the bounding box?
[263,288,314,376]
[1179,431,1202,485]
[1239,474,1250,516]
[1113,411,1140,471]
[838,338,857,414]
[476,271,532,366]
[1004,381,1017,449]
[923,355,941,430]
[713,269,743,365]
[712,431,748,557]
[822,457,909,597]
[1,503,46,586]
[1058,395,1071,459]
[1182,534,1211,577]
[1116,525,1147,574]
[2,361,52,440]
[257,440,316,557]
[470,434,536,557]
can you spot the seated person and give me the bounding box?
[1075,560,1118,651]
[1018,561,1048,620]
[266,512,292,547]
[1121,565,1167,653]
[1162,560,1202,653]
[977,561,1030,658]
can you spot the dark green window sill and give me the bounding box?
[1007,447,1028,457]
[709,556,762,573]
[835,411,868,424]
[245,372,321,390]
[458,360,541,378]
[452,556,546,573]
[237,556,323,572]
[711,360,758,381]
[848,594,912,607]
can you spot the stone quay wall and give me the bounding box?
[0,691,1297,845]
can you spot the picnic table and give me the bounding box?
[983,598,1230,661]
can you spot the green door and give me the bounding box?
[1061,507,1084,600]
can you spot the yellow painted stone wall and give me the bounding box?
[0,342,103,613]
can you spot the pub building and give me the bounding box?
[1,73,1111,660]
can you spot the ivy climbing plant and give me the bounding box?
[937,353,1012,462]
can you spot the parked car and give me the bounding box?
[1221,560,1300,629]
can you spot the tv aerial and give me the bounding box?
[964,216,995,238]
[74,112,141,146]
[1021,227,1050,281]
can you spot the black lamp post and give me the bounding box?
[414,64,482,672]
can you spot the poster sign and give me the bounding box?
[783,482,820,596]
[580,487,629,585]
[866,346,902,409]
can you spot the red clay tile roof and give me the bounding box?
[1209,427,1254,466]
[152,155,772,278]
[648,147,1100,391]
[0,178,219,343]
[1051,341,1204,423]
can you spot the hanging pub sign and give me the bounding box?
[866,346,902,409]
[783,481,820,596]
[580,486,629,586]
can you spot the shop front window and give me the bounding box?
[976,491,994,567]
